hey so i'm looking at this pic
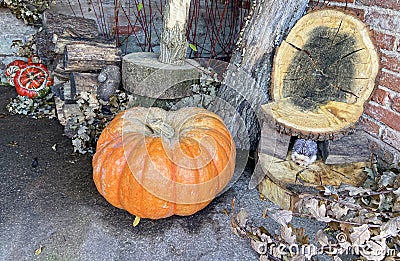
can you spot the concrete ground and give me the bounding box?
[0,85,325,261]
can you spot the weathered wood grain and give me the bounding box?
[269,9,379,139]
[54,36,117,54]
[64,43,121,72]
[321,129,372,165]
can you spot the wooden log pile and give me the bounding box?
[36,11,121,125]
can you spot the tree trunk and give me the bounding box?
[159,0,191,65]
[210,0,309,151]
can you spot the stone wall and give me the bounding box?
[309,0,400,165]
[0,8,36,82]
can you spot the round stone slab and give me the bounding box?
[122,52,201,99]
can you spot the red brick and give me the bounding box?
[382,127,400,149]
[360,115,381,137]
[307,2,364,19]
[378,70,400,92]
[356,0,400,11]
[392,96,400,113]
[373,31,396,51]
[364,10,400,34]
[113,25,141,35]
[365,103,400,131]
[371,87,391,106]
[380,53,400,74]
[367,138,396,165]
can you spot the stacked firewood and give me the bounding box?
[36,11,121,125]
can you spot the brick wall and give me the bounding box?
[309,0,400,165]
[0,8,36,83]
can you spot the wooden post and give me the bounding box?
[159,0,191,65]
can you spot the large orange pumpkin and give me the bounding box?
[92,107,236,219]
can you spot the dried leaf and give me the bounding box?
[378,172,397,188]
[349,224,370,245]
[329,203,349,219]
[250,240,267,255]
[132,216,140,227]
[360,239,386,261]
[290,225,309,245]
[339,184,371,196]
[323,185,338,196]
[280,225,296,245]
[316,229,329,246]
[379,217,400,238]
[34,245,42,255]
[235,209,249,228]
[305,199,332,223]
[269,209,293,226]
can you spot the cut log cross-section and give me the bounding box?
[265,9,379,140]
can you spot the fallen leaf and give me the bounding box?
[360,239,386,261]
[132,216,140,227]
[280,225,296,245]
[289,225,309,245]
[250,240,267,255]
[235,209,249,227]
[379,217,400,238]
[269,209,293,226]
[378,171,397,188]
[349,224,370,245]
[305,199,332,223]
[323,185,338,196]
[316,229,329,246]
[329,203,349,219]
[339,184,371,196]
[34,245,42,255]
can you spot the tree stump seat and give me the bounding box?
[257,9,379,210]
[267,9,379,140]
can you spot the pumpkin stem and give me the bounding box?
[146,118,175,138]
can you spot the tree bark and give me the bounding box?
[54,36,117,54]
[210,0,309,151]
[159,0,191,65]
[64,43,121,72]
